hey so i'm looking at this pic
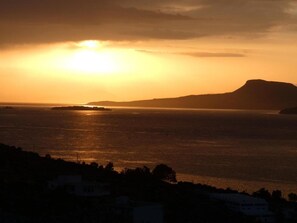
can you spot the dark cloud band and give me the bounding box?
[0,0,295,45]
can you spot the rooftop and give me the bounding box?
[211,193,268,205]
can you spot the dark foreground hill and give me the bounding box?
[0,144,296,222]
[0,144,252,223]
[89,79,297,110]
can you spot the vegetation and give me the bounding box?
[152,164,177,183]
[0,143,296,223]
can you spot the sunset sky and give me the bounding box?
[0,0,297,103]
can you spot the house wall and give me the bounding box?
[133,205,163,223]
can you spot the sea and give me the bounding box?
[0,105,296,195]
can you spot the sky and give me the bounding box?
[0,0,297,103]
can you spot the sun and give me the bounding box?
[77,40,101,49]
[24,40,136,77]
[63,40,119,74]
[68,50,117,73]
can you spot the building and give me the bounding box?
[111,196,164,223]
[211,193,275,223]
[282,206,297,222]
[48,175,110,197]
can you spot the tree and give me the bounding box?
[105,162,114,172]
[123,166,151,177]
[272,190,282,201]
[90,162,99,168]
[152,164,177,183]
[253,188,271,200]
[288,193,297,202]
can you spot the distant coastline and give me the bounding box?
[89,79,297,110]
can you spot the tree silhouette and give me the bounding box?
[288,193,297,202]
[90,162,99,168]
[152,164,177,183]
[121,166,152,181]
[272,190,282,201]
[253,188,271,200]
[105,162,114,172]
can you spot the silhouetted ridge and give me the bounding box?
[234,79,297,95]
[89,79,297,110]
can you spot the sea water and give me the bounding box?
[0,106,296,195]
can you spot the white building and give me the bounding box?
[48,175,110,197]
[211,193,275,223]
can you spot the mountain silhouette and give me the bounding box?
[88,79,297,110]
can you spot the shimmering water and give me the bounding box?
[0,106,296,194]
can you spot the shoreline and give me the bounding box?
[1,143,296,197]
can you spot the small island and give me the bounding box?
[51,106,111,111]
[1,106,14,110]
[279,107,297,115]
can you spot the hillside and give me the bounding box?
[88,79,297,110]
[0,143,262,223]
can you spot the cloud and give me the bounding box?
[137,49,245,58]
[0,0,296,45]
[181,52,245,58]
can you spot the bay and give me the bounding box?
[0,106,296,195]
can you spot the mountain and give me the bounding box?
[88,79,297,110]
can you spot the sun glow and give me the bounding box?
[63,41,120,74]
[77,40,101,49]
[65,50,118,74]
